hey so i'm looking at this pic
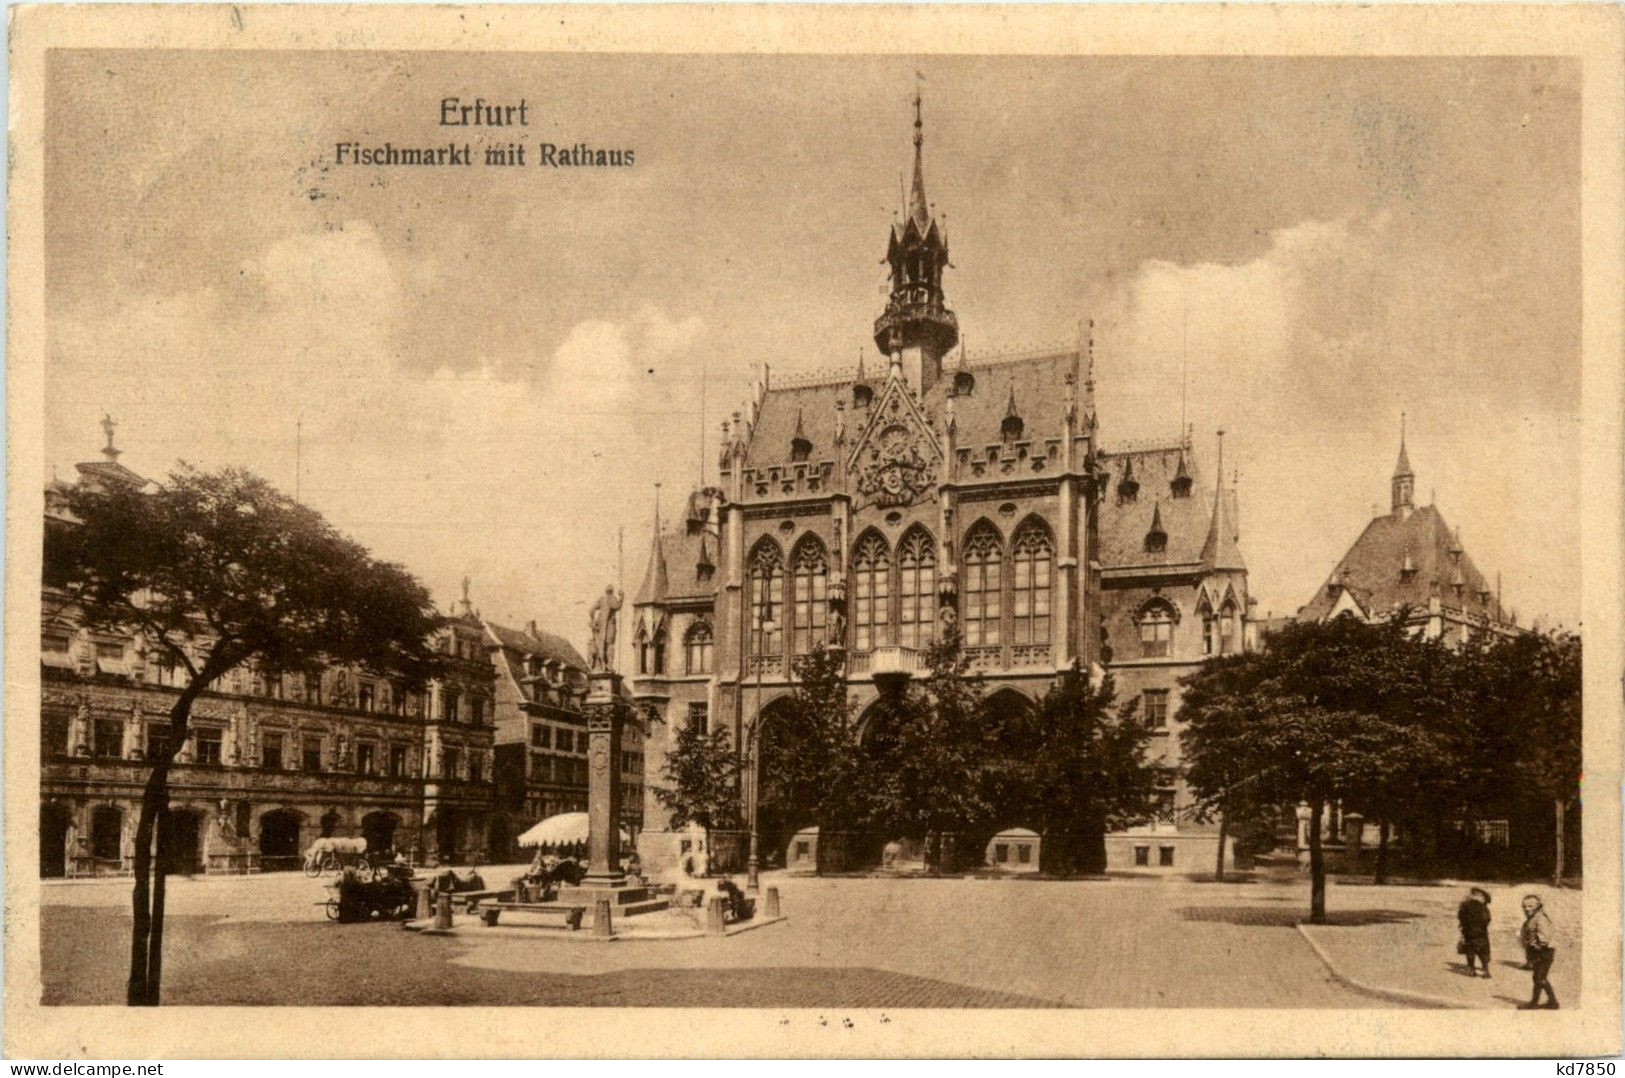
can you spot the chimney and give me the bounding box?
[527,619,539,638]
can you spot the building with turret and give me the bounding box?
[1298,420,1519,643]
[630,96,1254,874]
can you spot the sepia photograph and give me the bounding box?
[4,3,1621,1060]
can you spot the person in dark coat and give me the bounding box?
[1456,886,1493,977]
[1518,894,1559,1009]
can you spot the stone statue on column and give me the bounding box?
[588,585,624,672]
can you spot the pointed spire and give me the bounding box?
[636,484,670,604]
[1171,447,1193,498]
[908,79,930,233]
[1145,499,1168,553]
[1391,412,1416,514]
[696,532,715,580]
[1201,430,1246,572]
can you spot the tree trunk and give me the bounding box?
[1308,800,1326,924]
[1553,798,1566,889]
[1214,811,1228,881]
[127,666,214,1006]
[147,804,170,1005]
[1375,818,1391,885]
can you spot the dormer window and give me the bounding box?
[1118,460,1140,504]
[853,382,874,408]
[1001,387,1024,442]
[790,436,811,462]
[1170,452,1193,499]
[953,370,975,397]
[1144,501,1167,554]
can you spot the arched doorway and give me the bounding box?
[161,809,205,875]
[361,811,399,857]
[40,802,72,878]
[750,695,825,871]
[258,809,303,871]
[91,805,123,865]
[319,809,341,838]
[435,809,458,864]
[487,813,513,864]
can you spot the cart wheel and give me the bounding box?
[323,898,340,921]
[304,857,323,878]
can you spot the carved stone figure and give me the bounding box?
[588,585,624,671]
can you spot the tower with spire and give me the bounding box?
[873,85,958,393]
[1392,412,1415,517]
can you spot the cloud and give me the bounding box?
[1088,211,1578,627]
[47,224,713,649]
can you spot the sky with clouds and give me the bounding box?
[44,52,1581,650]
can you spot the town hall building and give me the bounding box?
[630,99,1255,874]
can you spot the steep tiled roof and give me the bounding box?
[637,527,720,603]
[1298,504,1505,623]
[1097,445,1236,571]
[743,352,1079,471]
[483,621,587,671]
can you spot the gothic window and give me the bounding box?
[897,528,937,649]
[1220,600,1238,655]
[684,620,714,675]
[1138,599,1177,658]
[1198,599,1217,657]
[962,523,1003,647]
[651,622,667,675]
[791,537,829,656]
[1010,522,1053,646]
[748,540,784,657]
[852,531,891,652]
[634,621,649,675]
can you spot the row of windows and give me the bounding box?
[1136,601,1239,659]
[742,523,1057,656]
[50,716,427,778]
[44,635,489,723]
[529,724,590,752]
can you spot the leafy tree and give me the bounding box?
[989,664,1156,874]
[653,717,744,842]
[758,645,873,873]
[869,627,995,872]
[1454,630,1581,884]
[1181,617,1444,922]
[45,466,446,1005]
[1179,652,1275,880]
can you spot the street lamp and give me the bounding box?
[747,604,776,893]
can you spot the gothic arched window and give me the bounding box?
[684,620,713,675]
[1138,599,1177,659]
[962,523,1003,648]
[1219,600,1238,656]
[1010,521,1054,646]
[852,531,891,653]
[1197,598,1216,657]
[790,537,829,657]
[897,527,937,649]
[748,540,784,657]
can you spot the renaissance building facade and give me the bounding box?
[631,101,1254,874]
[39,435,500,876]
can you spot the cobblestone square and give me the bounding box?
[41,869,1577,1009]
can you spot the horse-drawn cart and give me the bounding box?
[303,836,371,878]
[321,867,417,923]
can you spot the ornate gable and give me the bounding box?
[846,377,943,509]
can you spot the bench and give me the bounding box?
[450,888,512,912]
[480,903,585,930]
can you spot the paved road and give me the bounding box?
[41,870,1392,1008]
